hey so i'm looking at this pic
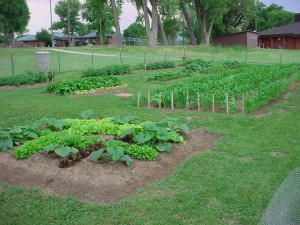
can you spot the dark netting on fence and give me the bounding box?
[259,167,300,225]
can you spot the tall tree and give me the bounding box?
[0,0,30,47]
[163,18,180,45]
[123,23,146,38]
[110,0,122,46]
[193,0,228,45]
[142,0,159,48]
[36,29,52,47]
[52,0,82,47]
[179,0,196,45]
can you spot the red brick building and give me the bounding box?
[213,31,258,48]
[258,14,300,50]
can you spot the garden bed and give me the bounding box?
[0,129,217,203]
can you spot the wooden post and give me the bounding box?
[226,93,229,115]
[212,94,215,113]
[119,48,123,65]
[186,91,189,110]
[148,91,151,108]
[159,92,162,108]
[51,64,54,82]
[171,92,174,110]
[197,92,200,112]
[137,91,141,108]
[242,94,245,114]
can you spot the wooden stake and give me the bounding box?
[242,94,245,114]
[171,92,174,110]
[212,94,215,113]
[159,92,162,108]
[137,91,140,108]
[186,91,189,111]
[148,91,151,108]
[226,93,229,115]
[197,92,200,112]
[51,64,54,82]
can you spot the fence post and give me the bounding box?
[280,50,283,64]
[244,50,248,64]
[148,91,151,108]
[171,92,174,110]
[197,92,200,112]
[10,47,15,76]
[212,94,215,113]
[119,48,123,65]
[144,48,146,65]
[159,92,162,108]
[186,91,189,110]
[92,47,94,69]
[164,49,167,61]
[57,51,61,73]
[226,93,229,115]
[211,48,214,62]
[137,91,140,108]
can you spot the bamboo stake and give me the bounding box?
[186,91,189,111]
[148,91,151,108]
[212,94,215,113]
[242,94,245,114]
[197,92,200,112]
[137,91,140,108]
[226,93,229,115]
[171,92,174,110]
[159,92,162,108]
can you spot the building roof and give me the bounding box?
[214,31,257,39]
[15,34,36,42]
[81,32,97,38]
[259,22,300,37]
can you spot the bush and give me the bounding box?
[183,58,210,73]
[47,76,123,95]
[148,70,191,81]
[0,71,53,86]
[223,60,241,68]
[135,61,175,70]
[81,64,131,77]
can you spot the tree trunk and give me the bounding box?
[194,1,213,45]
[179,0,196,45]
[110,0,122,47]
[9,32,15,47]
[147,7,168,46]
[142,0,158,48]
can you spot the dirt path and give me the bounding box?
[0,129,218,203]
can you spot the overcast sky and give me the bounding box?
[26,0,300,35]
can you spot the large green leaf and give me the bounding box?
[43,143,59,153]
[107,146,124,161]
[174,124,190,134]
[121,155,133,166]
[156,142,172,152]
[0,131,13,152]
[105,139,128,148]
[80,110,94,120]
[55,146,78,158]
[90,148,105,161]
[156,128,172,141]
[133,132,152,144]
[141,122,159,131]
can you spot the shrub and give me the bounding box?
[148,70,191,81]
[183,58,210,73]
[81,64,131,77]
[0,71,53,86]
[135,61,175,70]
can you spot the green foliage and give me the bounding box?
[47,76,123,95]
[183,58,210,72]
[0,130,13,152]
[125,144,158,160]
[81,64,131,78]
[110,115,139,125]
[123,22,146,38]
[80,110,94,120]
[0,71,53,86]
[148,70,191,81]
[163,18,180,44]
[135,61,175,70]
[55,146,79,158]
[36,29,52,47]
[223,60,241,69]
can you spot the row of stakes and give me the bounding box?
[136,91,246,115]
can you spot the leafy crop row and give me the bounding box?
[148,70,192,81]
[136,64,300,113]
[81,64,131,77]
[182,58,210,73]
[46,76,123,95]
[0,71,54,86]
[135,61,175,70]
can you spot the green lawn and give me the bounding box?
[0,46,300,224]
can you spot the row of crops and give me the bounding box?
[137,64,300,113]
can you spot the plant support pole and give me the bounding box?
[137,91,140,108]
[92,48,94,69]
[159,92,162,108]
[148,91,151,108]
[245,50,248,64]
[58,52,61,73]
[280,50,283,64]
[212,94,215,113]
[186,91,189,111]
[242,94,245,114]
[10,48,15,76]
[171,92,174,110]
[226,93,229,115]
[197,92,200,112]
[164,49,167,61]
[120,49,123,65]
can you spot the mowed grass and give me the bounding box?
[0,47,300,224]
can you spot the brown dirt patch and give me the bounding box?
[0,82,48,90]
[114,93,133,98]
[271,151,284,158]
[0,129,217,204]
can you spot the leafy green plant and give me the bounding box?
[125,144,158,160]
[148,70,191,81]
[81,64,131,78]
[47,76,124,95]
[183,58,210,73]
[0,130,13,152]
[80,110,94,120]
[0,71,53,86]
[135,61,175,70]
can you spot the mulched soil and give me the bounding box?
[0,129,218,204]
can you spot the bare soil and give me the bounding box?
[0,129,218,204]
[69,86,129,97]
[0,82,48,90]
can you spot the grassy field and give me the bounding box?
[0,46,300,224]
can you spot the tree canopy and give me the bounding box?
[36,29,52,47]
[0,0,30,46]
[123,23,146,38]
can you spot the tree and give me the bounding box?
[0,0,30,47]
[123,23,146,38]
[142,0,159,48]
[192,0,228,45]
[110,0,122,47]
[36,29,52,47]
[163,18,180,45]
[179,0,196,45]
[52,0,82,47]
